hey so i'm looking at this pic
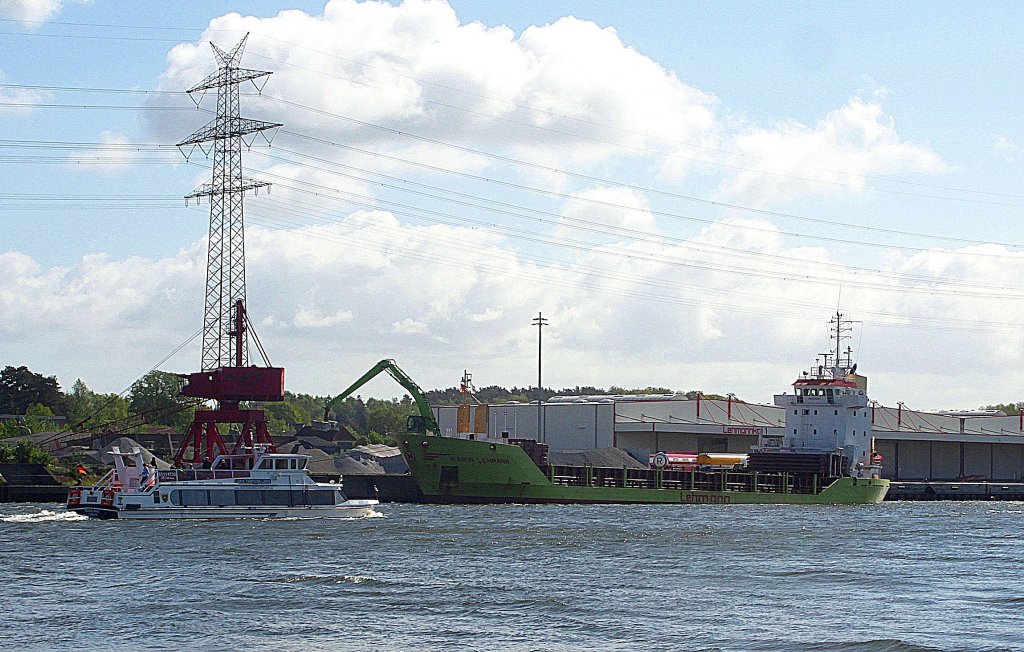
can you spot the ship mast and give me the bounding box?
[829,311,855,377]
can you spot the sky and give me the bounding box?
[3,0,1024,410]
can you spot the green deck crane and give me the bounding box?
[323,359,440,435]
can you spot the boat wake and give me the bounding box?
[0,509,88,523]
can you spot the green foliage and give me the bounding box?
[982,402,1024,415]
[0,439,54,465]
[353,430,392,446]
[609,386,676,395]
[0,365,64,415]
[263,401,306,432]
[683,390,730,401]
[23,403,55,433]
[65,379,130,430]
[128,370,194,432]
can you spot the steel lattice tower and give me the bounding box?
[178,34,281,371]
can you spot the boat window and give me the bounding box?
[169,490,181,506]
[289,459,296,470]
[298,459,307,470]
[209,489,236,506]
[309,490,335,506]
[237,490,263,506]
[264,491,291,506]
[275,459,289,470]
[257,459,272,470]
[181,489,210,506]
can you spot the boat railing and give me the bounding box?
[545,464,827,495]
[157,469,253,482]
[91,468,116,489]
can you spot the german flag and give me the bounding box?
[75,464,87,475]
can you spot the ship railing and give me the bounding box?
[545,464,826,494]
[157,469,253,482]
[88,468,117,490]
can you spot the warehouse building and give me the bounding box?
[435,393,1024,481]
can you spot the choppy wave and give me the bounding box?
[265,574,384,586]
[796,641,939,652]
[0,509,87,523]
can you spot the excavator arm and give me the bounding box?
[323,359,440,435]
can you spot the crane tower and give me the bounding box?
[173,34,285,465]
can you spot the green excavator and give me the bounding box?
[323,359,440,436]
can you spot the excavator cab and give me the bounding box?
[406,415,430,434]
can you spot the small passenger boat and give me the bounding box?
[66,446,378,519]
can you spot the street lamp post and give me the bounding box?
[532,312,548,442]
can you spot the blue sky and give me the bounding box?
[3,0,1024,410]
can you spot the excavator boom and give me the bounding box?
[323,359,440,435]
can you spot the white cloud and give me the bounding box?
[149,0,720,183]
[0,0,89,26]
[557,187,657,245]
[993,134,1019,162]
[8,212,1024,410]
[7,1,977,409]
[391,318,429,335]
[0,69,50,112]
[0,0,63,24]
[721,97,944,204]
[470,308,502,323]
[145,2,942,213]
[293,307,353,329]
[66,131,140,170]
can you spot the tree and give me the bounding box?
[0,439,53,465]
[982,402,1024,416]
[0,365,64,415]
[23,403,56,433]
[129,370,194,431]
[263,401,305,432]
[65,379,130,429]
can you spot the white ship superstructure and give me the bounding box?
[771,312,880,476]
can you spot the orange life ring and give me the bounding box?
[100,489,115,507]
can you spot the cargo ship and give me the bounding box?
[395,314,889,505]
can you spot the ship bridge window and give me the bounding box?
[257,459,273,470]
[275,459,289,470]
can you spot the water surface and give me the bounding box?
[1,502,1021,651]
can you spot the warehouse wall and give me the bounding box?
[877,438,1024,480]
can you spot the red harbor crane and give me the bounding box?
[173,34,284,466]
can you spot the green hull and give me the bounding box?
[399,435,889,505]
